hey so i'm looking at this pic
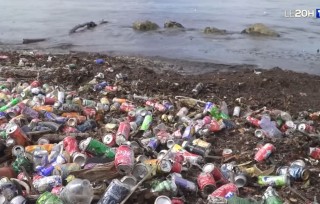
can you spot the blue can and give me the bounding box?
[182,125,194,140]
[135,115,144,126]
[203,102,213,114]
[169,173,197,192]
[289,164,309,181]
[93,81,109,92]
[0,112,6,119]
[162,101,174,112]
[147,138,159,151]
[97,179,131,204]
[95,59,105,64]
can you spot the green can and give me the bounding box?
[140,115,152,131]
[79,137,115,159]
[82,99,97,108]
[227,196,256,204]
[0,131,7,140]
[262,186,283,204]
[36,191,63,204]
[258,175,288,187]
[12,155,33,174]
[151,180,177,193]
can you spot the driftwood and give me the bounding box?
[69,162,118,183]
[69,20,109,34]
[69,21,97,34]
[22,38,46,44]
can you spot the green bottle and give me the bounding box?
[262,186,283,204]
[140,115,152,131]
[36,192,63,204]
[209,106,221,120]
[79,137,115,159]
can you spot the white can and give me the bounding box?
[233,106,240,117]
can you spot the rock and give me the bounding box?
[203,27,227,34]
[164,21,184,29]
[133,20,159,31]
[241,23,280,37]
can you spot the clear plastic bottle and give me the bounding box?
[59,179,93,204]
[259,115,282,138]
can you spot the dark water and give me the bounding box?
[1,0,320,74]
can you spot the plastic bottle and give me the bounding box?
[59,178,93,204]
[259,115,282,138]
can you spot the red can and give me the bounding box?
[120,102,135,112]
[254,143,275,162]
[82,107,96,118]
[207,120,221,132]
[154,103,166,112]
[209,183,238,199]
[30,80,41,88]
[63,136,80,155]
[197,172,217,197]
[105,86,118,92]
[6,123,30,146]
[127,111,136,121]
[203,116,212,125]
[173,152,185,164]
[114,145,134,174]
[171,198,184,204]
[42,97,56,105]
[202,163,228,187]
[246,116,260,127]
[298,123,315,133]
[171,161,183,173]
[103,133,116,147]
[309,147,320,160]
[116,121,131,145]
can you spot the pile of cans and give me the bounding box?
[0,69,318,204]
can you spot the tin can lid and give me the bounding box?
[159,159,172,173]
[222,149,233,158]
[103,134,114,145]
[202,163,215,173]
[72,152,87,167]
[6,123,18,135]
[12,145,25,156]
[301,169,310,181]
[285,121,296,129]
[298,123,306,131]
[254,129,264,138]
[154,195,172,204]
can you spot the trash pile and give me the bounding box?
[0,56,319,204]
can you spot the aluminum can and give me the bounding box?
[298,123,315,133]
[97,179,131,204]
[276,166,289,176]
[151,180,177,193]
[158,159,172,173]
[79,137,115,159]
[120,102,135,112]
[208,183,238,199]
[171,197,185,204]
[232,106,240,117]
[262,186,283,204]
[114,145,134,175]
[162,100,174,112]
[310,147,320,160]
[192,138,211,149]
[182,141,207,157]
[202,163,229,187]
[116,121,131,145]
[140,115,152,131]
[203,102,213,114]
[6,123,29,146]
[257,175,288,187]
[171,161,183,173]
[176,107,188,118]
[103,133,116,147]
[132,163,153,181]
[246,116,260,127]
[120,175,137,187]
[37,191,63,203]
[234,174,247,188]
[53,163,81,180]
[192,83,204,95]
[169,173,198,192]
[82,99,96,108]
[33,175,62,193]
[197,172,217,198]
[155,196,172,204]
[207,120,222,132]
[147,137,159,151]
[289,160,309,181]
[254,143,275,162]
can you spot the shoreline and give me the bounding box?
[0,50,320,115]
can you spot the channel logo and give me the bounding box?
[316,9,320,18]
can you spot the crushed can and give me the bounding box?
[116,121,131,145]
[79,137,115,159]
[254,143,275,163]
[114,144,134,175]
[97,179,131,204]
[168,173,198,192]
[197,172,217,198]
[202,163,229,187]
[208,183,238,199]
[151,180,177,193]
[262,186,283,204]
